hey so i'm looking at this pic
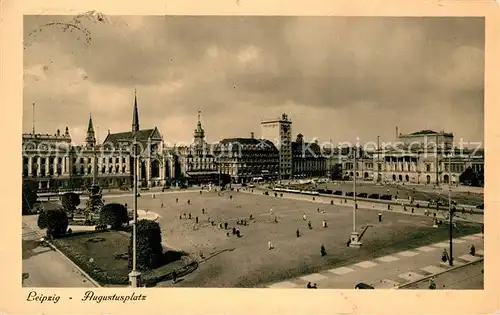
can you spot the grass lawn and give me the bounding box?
[53,230,191,286]
[106,189,482,288]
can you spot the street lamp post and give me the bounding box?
[128,137,141,287]
[448,150,453,266]
[349,146,362,247]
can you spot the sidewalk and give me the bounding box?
[22,218,96,288]
[267,233,483,289]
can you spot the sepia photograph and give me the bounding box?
[21,14,485,291]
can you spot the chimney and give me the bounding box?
[250,132,255,139]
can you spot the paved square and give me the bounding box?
[397,251,419,257]
[398,272,425,282]
[268,281,300,288]
[328,267,355,275]
[355,260,378,268]
[458,254,481,262]
[300,273,328,282]
[440,260,463,267]
[416,246,438,252]
[377,255,400,263]
[453,239,466,244]
[420,265,446,274]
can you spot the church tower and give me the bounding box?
[132,89,140,133]
[85,114,96,149]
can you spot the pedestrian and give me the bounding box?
[249,213,253,220]
[320,244,326,256]
[200,190,202,195]
[274,216,278,223]
[183,213,187,218]
[233,227,237,235]
[303,213,307,221]
[425,209,429,216]
[296,229,300,238]
[317,207,320,212]
[189,212,192,219]
[442,249,448,262]
[321,209,325,214]
[322,220,327,228]
[188,199,191,204]
[308,221,312,229]
[403,205,407,211]
[270,208,273,215]
[411,208,414,213]
[429,277,436,290]
[176,197,178,203]
[224,222,228,230]
[153,194,155,199]
[307,282,312,289]
[268,241,274,250]
[378,212,382,222]
[470,244,476,256]
[179,214,182,220]
[202,208,205,214]
[161,202,164,208]
[230,195,233,200]
[312,283,318,289]
[195,216,199,223]
[433,212,437,218]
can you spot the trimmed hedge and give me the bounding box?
[100,203,129,230]
[128,220,164,271]
[37,209,69,238]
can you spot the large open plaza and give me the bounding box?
[97,188,482,287]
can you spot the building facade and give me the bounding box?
[261,113,293,179]
[214,134,279,183]
[292,134,327,177]
[23,93,168,190]
[341,130,484,186]
[167,111,218,185]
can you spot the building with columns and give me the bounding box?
[166,111,218,185]
[22,92,168,190]
[341,129,484,186]
[261,113,293,179]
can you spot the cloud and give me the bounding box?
[23,16,484,145]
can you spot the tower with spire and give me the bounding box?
[193,110,205,146]
[85,114,96,149]
[132,89,140,133]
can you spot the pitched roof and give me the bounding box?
[217,138,278,151]
[102,128,161,148]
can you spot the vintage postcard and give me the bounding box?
[2,0,500,314]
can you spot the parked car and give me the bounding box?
[333,190,343,195]
[368,193,379,199]
[345,192,354,197]
[325,189,333,194]
[357,193,368,198]
[380,194,392,200]
[354,282,374,289]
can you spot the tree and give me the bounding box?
[37,209,69,238]
[22,180,38,215]
[61,192,80,212]
[330,164,343,180]
[99,203,129,230]
[128,219,164,271]
[459,167,484,187]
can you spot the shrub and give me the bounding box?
[99,203,129,230]
[37,209,69,238]
[128,219,164,271]
[22,180,38,215]
[61,192,80,211]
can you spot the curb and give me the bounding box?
[397,257,484,289]
[22,221,101,288]
[47,242,102,288]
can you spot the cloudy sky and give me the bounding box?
[23,15,484,147]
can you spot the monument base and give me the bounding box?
[349,231,362,248]
[128,270,142,287]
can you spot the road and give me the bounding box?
[400,259,484,290]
